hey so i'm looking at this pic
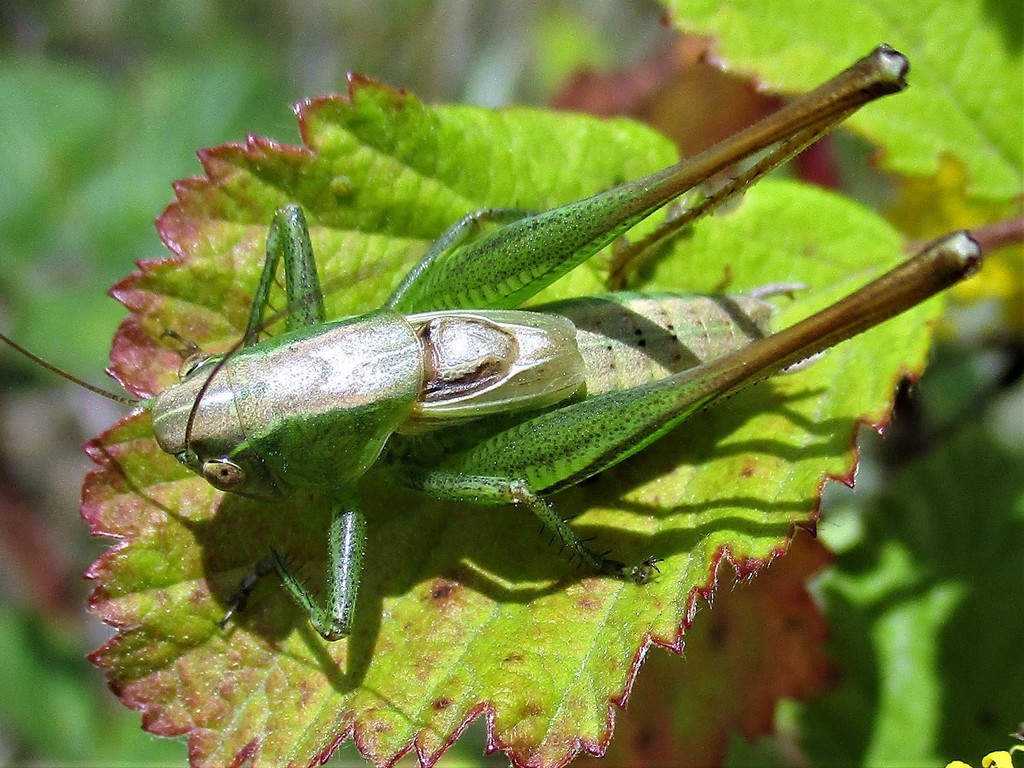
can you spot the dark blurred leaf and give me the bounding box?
[0,603,182,765]
[605,530,836,767]
[803,426,1024,765]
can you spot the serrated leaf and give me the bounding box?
[662,0,1024,200]
[604,530,835,766]
[86,77,946,767]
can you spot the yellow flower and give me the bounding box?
[945,749,1017,768]
[981,750,1014,768]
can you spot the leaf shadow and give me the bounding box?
[984,0,1023,52]
[191,379,862,690]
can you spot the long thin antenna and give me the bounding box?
[184,334,246,447]
[0,330,138,406]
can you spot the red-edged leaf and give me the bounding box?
[604,530,835,766]
[85,76,942,767]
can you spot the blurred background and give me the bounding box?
[0,1,1020,766]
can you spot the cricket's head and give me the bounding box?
[150,310,426,501]
[150,353,286,502]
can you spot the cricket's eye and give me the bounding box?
[178,352,211,380]
[202,459,246,491]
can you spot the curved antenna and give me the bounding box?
[0,330,138,406]
[182,333,248,449]
[180,244,346,449]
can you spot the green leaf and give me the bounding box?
[86,78,942,767]
[662,0,1024,200]
[0,604,183,766]
[801,426,1024,765]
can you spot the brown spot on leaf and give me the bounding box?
[521,702,543,718]
[298,679,315,710]
[431,582,452,600]
[576,594,600,611]
[217,679,236,701]
[429,578,459,601]
[433,697,452,711]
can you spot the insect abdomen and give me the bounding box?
[542,292,775,395]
